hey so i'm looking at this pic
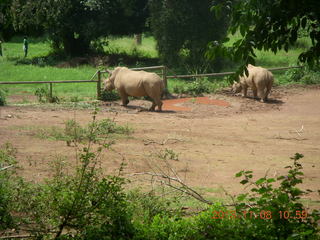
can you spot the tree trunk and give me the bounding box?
[134,34,142,45]
[63,34,90,56]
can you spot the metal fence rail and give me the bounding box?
[167,66,302,79]
[0,65,302,101]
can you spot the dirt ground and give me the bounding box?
[1,85,320,206]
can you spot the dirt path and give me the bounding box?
[1,85,320,205]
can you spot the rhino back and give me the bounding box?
[241,66,272,88]
[114,69,164,97]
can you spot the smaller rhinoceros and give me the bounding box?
[103,67,165,111]
[232,64,274,102]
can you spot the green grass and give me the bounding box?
[0,34,318,104]
[11,118,133,144]
[0,36,98,101]
[224,31,312,68]
[105,35,158,58]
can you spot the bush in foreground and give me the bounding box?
[0,127,319,240]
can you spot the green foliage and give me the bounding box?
[31,117,133,145]
[0,143,17,230]
[0,88,7,106]
[133,153,320,240]
[172,78,214,96]
[13,143,133,239]
[100,89,121,101]
[208,0,320,75]
[0,0,15,40]
[34,86,60,103]
[4,111,135,239]
[10,0,149,56]
[234,153,320,239]
[1,136,320,239]
[127,189,182,224]
[157,148,179,161]
[149,0,229,73]
[278,66,320,85]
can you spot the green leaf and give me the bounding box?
[240,179,249,185]
[267,178,275,183]
[301,17,307,29]
[240,24,246,37]
[237,193,248,201]
[255,178,266,185]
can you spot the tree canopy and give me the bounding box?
[10,0,148,56]
[149,0,229,73]
[207,0,320,75]
[0,0,15,40]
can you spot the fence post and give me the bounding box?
[97,70,101,100]
[49,83,53,100]
[162,66,167,90]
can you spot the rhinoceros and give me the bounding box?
[103,67,165,111]
[232,64,274,102]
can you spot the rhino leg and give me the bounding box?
[119,91,129,106]
[258,89,266,102]
[149,96,162,112]
[149,101,156,111]
[264,84,272,101]
[252,88,258,99]
[157,101,163,112]
[242,86,248,98]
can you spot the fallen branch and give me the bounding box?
[130,172,213,205]
[0,165,14,171]
[143,137,185,146]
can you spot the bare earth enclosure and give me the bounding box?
[1,85,320,206]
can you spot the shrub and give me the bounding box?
[34,86,59,103]
[127,189,182,225]
[0,143,17,230]
[172,78,213,96]
[0,88,7,106]
[100,89,121,101]
[133,153,320,240]
[10,112,135,239]
[279,66,320,85]
[12,145,134,239]
[234,153,320,239]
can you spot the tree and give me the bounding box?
[207,0,320,75]
[10,0,148,56]
[0,0,15,40]
[149,0,229,73]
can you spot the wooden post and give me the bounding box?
[162,66,167,90]
[134,34,142,45]
[97,70,101,100]
[49,83,53,100]
[162,66,168,98]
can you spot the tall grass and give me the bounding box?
[105,35,158,58]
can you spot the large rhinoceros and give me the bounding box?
[232,64,274,102]
[103,67,165,111]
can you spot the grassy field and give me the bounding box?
[0,34,315,104]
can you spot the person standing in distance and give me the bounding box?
[23,36,28,57]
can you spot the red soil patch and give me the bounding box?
[162,96,230,111]
[195,97,230,107]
